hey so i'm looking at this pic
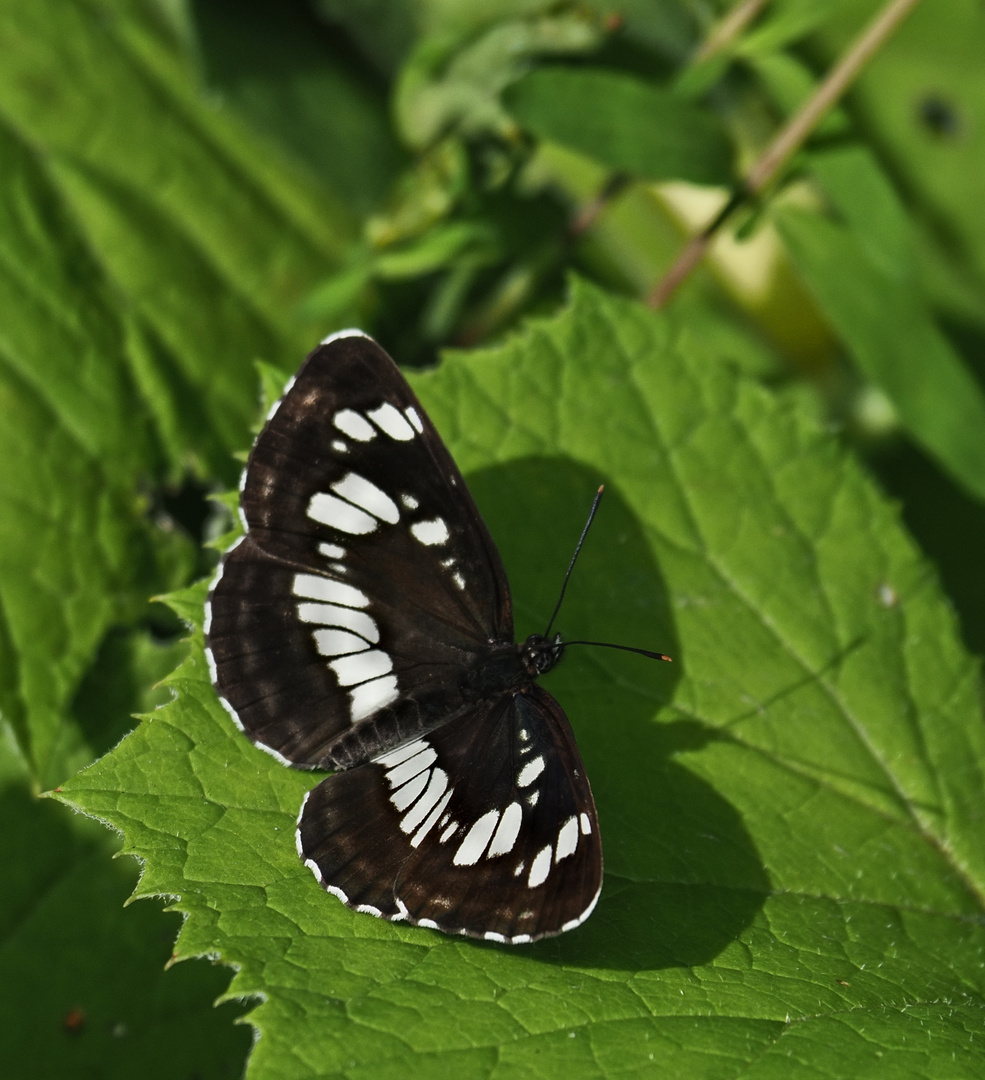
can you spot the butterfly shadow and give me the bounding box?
[468,458,769,972]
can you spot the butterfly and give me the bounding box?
[205,330,606,943]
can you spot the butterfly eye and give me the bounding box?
[205,330,602,942]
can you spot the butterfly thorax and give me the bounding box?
[460,633,564,700]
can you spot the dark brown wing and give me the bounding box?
[205,332,514,767]
[298,685,602,943]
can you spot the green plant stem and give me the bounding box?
[646,0,926,310]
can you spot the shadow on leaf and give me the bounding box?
[467,458,768,971]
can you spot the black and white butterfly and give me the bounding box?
[204,331,604,943]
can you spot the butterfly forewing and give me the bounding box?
[206,332,513,767]
[299,685,601,942]
[206,330,605,942]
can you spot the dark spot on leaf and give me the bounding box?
[916,95,961,138]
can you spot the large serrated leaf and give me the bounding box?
[57,281,985,1077]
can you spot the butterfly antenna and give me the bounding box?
[543,484,673,664]
[544,485,606,639]
[563,640,672,663]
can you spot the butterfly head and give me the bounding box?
[520,632,565,678]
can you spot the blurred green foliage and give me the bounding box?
[1,0,983,1076]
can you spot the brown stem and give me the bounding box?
[647,0,925,310]
[569,173,631,239]
[694,0,770,64]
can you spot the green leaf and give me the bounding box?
[0,121,196,787]
[810,0,985,301]
[504,67,734,184]
[0,0,357,478]
[193,0,405,214]
[57,281,985,1077]
[0,734,251,1078]
[738,0,833,56]
[776,146,985,503]
[395,13,602,148]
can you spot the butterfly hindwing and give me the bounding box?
[298,684,602,942]
[206,332,513,767]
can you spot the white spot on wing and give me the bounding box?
[418,918,439,930]
[253,740,295,767]
[333,408,376,441]
[401,769,448,834]
[390,769,429,811]
[452,571,466,590]
[331,472,399,524]
[411,788,454,847]
[405,407,424,433]
[293,574,369,609]
[349,675,398,721]
[555,816,579,863]
[296,602,378,642]
[453,809,500,866]
[484,932,507,943]
[207,544,233,592]
[356,903,382,916]
[580,813,592,835]
[410,517,450,546]
[439,820,459,844]
[308,491,377,534]
[385,746,437,787]
[375,739,427,767]
[320,328,370,346]
[487,802,523,857]
[318,542,345,559]
[313,628,370,657]
[265,394,284,423]
[330,649,393,686]
[400,493,419,510]
[517,756,545,788]
[527,845,553,889]
[561,882,603,932]
[217,694,245,732]
[331,439,348,454]
[367,402,415,440]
